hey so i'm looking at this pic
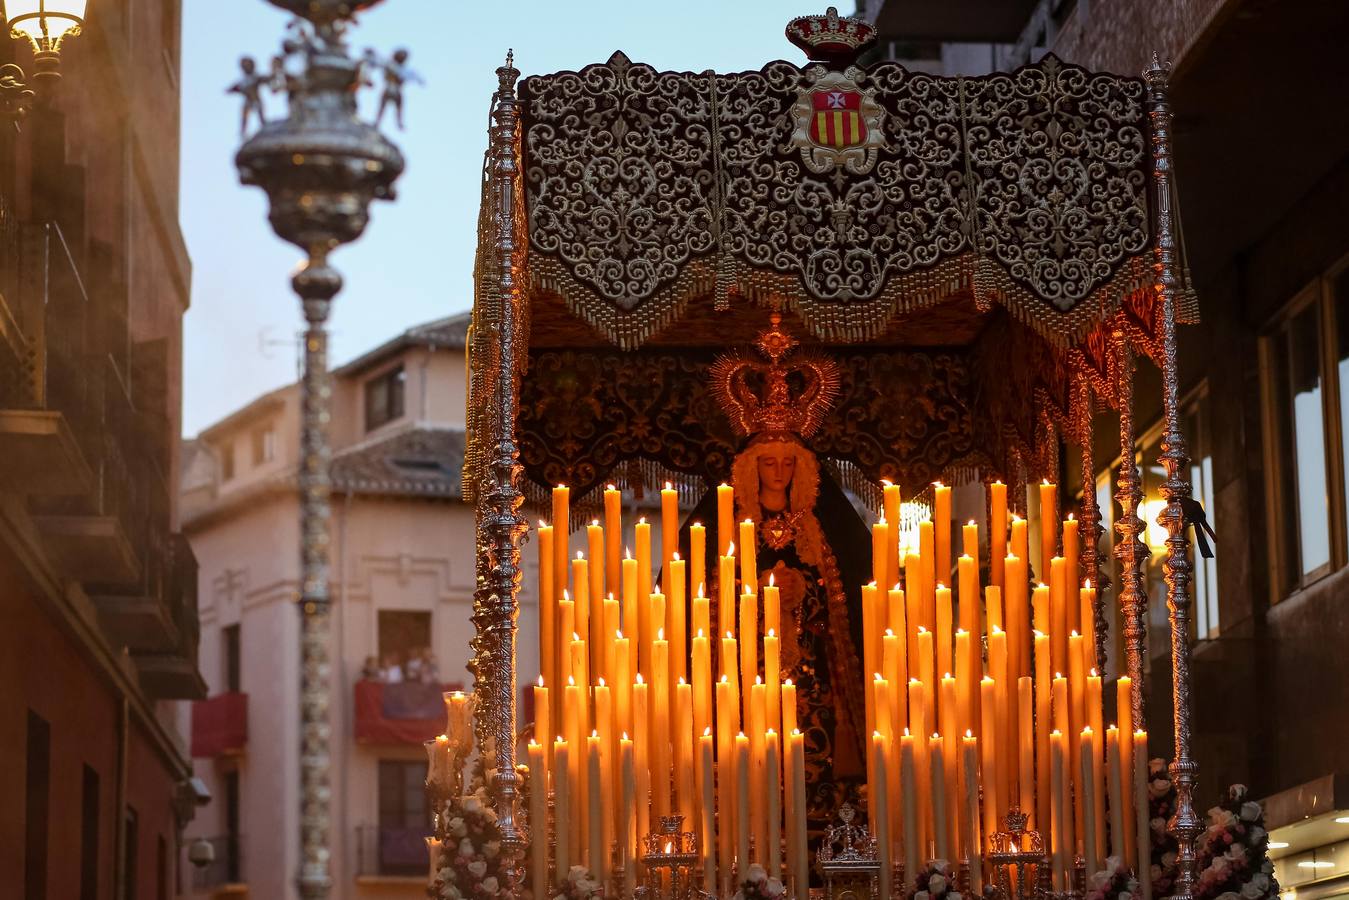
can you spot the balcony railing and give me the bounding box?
[354,824,430,879]
[354,680,465,745]
[191,835,244,890]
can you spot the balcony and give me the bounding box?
[354,824,431,883]
[192,835,245,893]
[191,692,248,758]
[354,680,463,745]
[0,218,202,698]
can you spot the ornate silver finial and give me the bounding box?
[1143,52,1171,83]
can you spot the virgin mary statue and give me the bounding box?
[679,314,873,840]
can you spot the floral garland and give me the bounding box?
[551,864,606,900]
[1086,855,1141,900]
[734,864,787,900]
[909,859,961,900]
[1146,760,1280,900]
[432,784,507,900]
[1193,785,1279,900]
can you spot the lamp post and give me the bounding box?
[3,0,85,85]
[234,2,404,898]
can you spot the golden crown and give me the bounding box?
[709,313,841,441]
[785,7,877,66]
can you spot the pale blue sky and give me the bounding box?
[180,0,814,435]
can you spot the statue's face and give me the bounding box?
[756,444,797,494]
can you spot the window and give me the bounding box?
[219,441,235,481]
[25,711,50,900]
[377,760,431,875]
[81,766,99,900]
[223,624,241,693]
[251,426,275,465]
[1261,257,1349,597]
[365,365,406,432]
[377,610,432,681]
[122,807,138,900]
[1093,383,1219,655]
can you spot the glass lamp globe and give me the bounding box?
[4,0,86,82]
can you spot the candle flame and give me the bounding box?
[654,584,661,594]
[704,726,712,736]
[1091,668,1098,677]
[697,582,706,597]
[1012,513,1023,523]
[607,483,617,491]
[657,628,664,640]
[679,676,686,685]
[673,552,681,561]
[558,484,567,490]
[874,673,884,681]
[784,678,793,687]
[768,573,775,587]
[665,481,673,490]
[562,589,570,601]
[918,625,927,633]
[720,482,729,488]
[756,675,763,685]
[1043,478,1052,486]
[592,729,599,737]
[892,582,902,592]
[992,625,1003,634]
[539,519,548,528]
[911,677,922,684]
[956,627,967,635]
[885,628,894,637]
[573,631,581,641]
[696,628,704,638]
[616,629,624,639]
[1071,629,1079,637]
[727,541,735,556]
[937,582,947,590]
[638,516,646,525]
[1051,728,1062,736]
[994,479,1004,486]
[1037,583,1048,590]
[932,732,940,740]
[622,731,629,740]
[1084,579,1092,589]
[1068,513,1075,521]
[557,735,565,743]
[877,516,887,526]
[537,675,545,687]
[1055,672,1062,679]
[665,842,673,853]
[767,628,776,638]
[693,520,702,528]
[881,478,893,487]
[725,631,734,640]
[635,673,644,685]
[437,734,448,743]
[904,727,911,736]
[1082,725,1093,734]
[737,731,746,738]
[625,547,632,560]
[568,676,576,686]
[576,550,584,559]
[720,674,728,683]
[968,519,976,527]
[934,480,945,488]
[944,671,952,679]
[598,677,606,687]
[966,728,973,737]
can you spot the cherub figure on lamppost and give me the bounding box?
[227,56,269,137]
[367,47,422,131]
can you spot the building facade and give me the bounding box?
[0,2,205,899]
[862,0,1349,895]
[181,315,542,900]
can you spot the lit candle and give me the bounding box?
[990,627,1012,814]
[692,593,711,647]
[588,522,605,671]
[588,732,605,880]
[985,584,1003,632]
[930,732,949,862]
[721,635,741,727]
[719,546,737,639]
[764,578,781,640]
[1068,632,1086,840]
[647,588,666,695]
[622,551,638,675]
[691,522,706,605]
[990,481,1007,589]
[692,631,712,745]
[1064,516,1080,631]
[604,484,622,598]
[427,835,443,887]
[862,583,879,755]
[962,520,979,569]
[552,485,570,606]
[615,632,632,738]
[1051,678,1074,869]
[788,730,808,897]
[882,631,907,747]
[918,626,935,712]
[905,552,924,642]
[940,675,959,854]
[739,591,758,709]
[717,484,734,556]
[1080,726,1099,877]
[533,677,551,777]
[901,730,919,880]
[1050,729,1067,890]
[765,729,782,879]
[717,676,736,870]
[554,735,571,879]
[909,678,930,854]
[662,482,679,572]
[633,675,650,842]
[670,554,688,691]
[874,731,893,900]
[962,731,982,893]
[1032,581,1049,635]
[872,519,889,589]
[934,482,952,582]
[1039,481,1058,580]
[565,677,587,857]
[621,733,636,895]
[1106,726,1126,861]
[570,635,589,727]
[595,681,616,861]
[1050,557,1067,677]
[735,732,751,876]
[1087,670,1106,864]
[954,629,974,740]
[1080,580,1099,675]
[750,679,767,857]
[936,583,954,692]
[1035,632,1052,836]
[526,741,547,894]
[677,679,695,833]
[957,554,978,639]
[538,521,556,700]
[765,630,781,739]
[1118,676,1136,866]
[740,519,758,595]
[1018,676,1034,824]
[603,598,621,689]
[699,728,717,894]
[1006,553,1029,679]
[652,631,671,816]
[883,481,902,591]
[1135,730,1151,900]
[979,676,999,840]
[636,517,652,615]
[781,678,797,741]
[919,520,936,627]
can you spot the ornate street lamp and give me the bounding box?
[234,2,405,898]
[3,0,85,85]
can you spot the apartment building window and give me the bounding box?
[219,441,236,481]
[1261,255,1349,597]
[1093,383,1219,651]
[81,765,99,900]
[25,711,50,900]
[365,365,406,432]
[251,426,275,465]
[223,624,241,693]
[377,610,432,680]
[377,760,430,875]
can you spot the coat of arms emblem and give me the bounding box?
[788,68,886,176]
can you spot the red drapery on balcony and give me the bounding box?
[353,681,537,745]
[191,691,248,757]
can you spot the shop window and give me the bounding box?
[1261,255,1349,598]
[365,365,406,432]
